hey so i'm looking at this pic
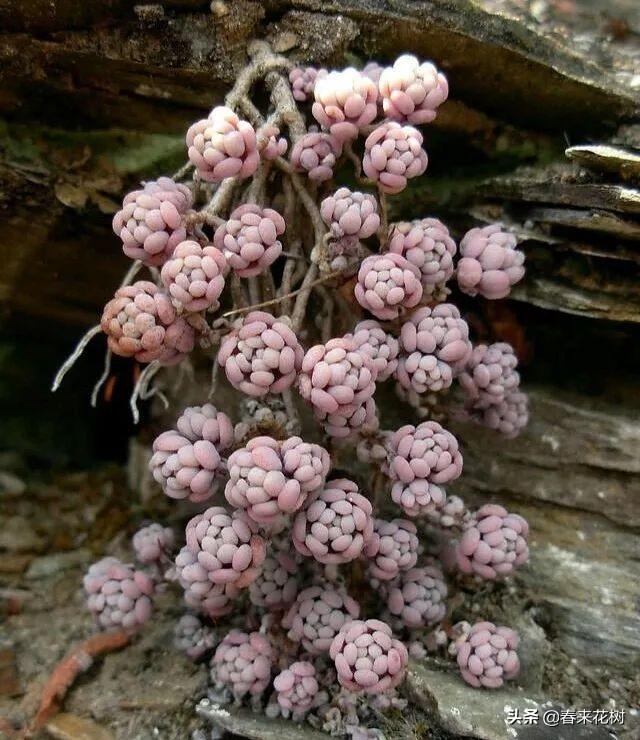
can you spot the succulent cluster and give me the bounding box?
[149,404,233,503]
[83,557,154,632]
[78,45,535,736]
[452,621,520,688]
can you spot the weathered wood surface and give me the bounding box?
[0,0,639,328]
[450,386,640,676]
[1,2,639,739]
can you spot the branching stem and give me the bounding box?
[223,267,340,320]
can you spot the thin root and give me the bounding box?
[129,361,168,425]
[90,349,113,407]
[223,267,340,320]
[51,325,102,392]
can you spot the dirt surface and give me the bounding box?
[1,465,637,739]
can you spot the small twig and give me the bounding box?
[238,96,264,127]
[343,142,375,188]
[225,49,291,110]
[208,358,220,401]
[230,273,248,310]
[119,260,144,288]
[223,268,340,319]
[282,388,301,436]
[172,161,194,181]
[314,283,335,343]
[200,178,239,222]
[261,270,277,303]
[248,276,262,305]
[245,162,270,204]
[377,186,389,245]
[90,349,112,407]
[272,158,325,246]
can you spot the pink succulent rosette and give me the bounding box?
[289,66,326,102]
[365,518,419,581]
[248,537,301,610]
[217,311,303,397]
[387,218,456,297]
[298,336,377,423]
[174,546,240,617]
[457,224,525,300]
[225,435,330,524]
[112,177,193,266]
[456,504,529,580]
[160,240,228,313]
[324,396,380,441]
[186,105,259,182]
[274,661,319,716]
[363,122,428,194]
[383,565,448,628]
[173,613,218,661]
[292,478,373,564]
[425,494,469,529]
[459,342,520,409]
[258,123,288,160]
[312,67,378,142]
[212,630,273,697]
[378,54,448,125]
[283,585,360,655]
[185,506,267,589]
[362,61,384,86]
[329,619,408,694]
[101,280,196,365]
[385,421,462,517]
[132,523,175,565]
[355,253,423,320]
[347,320,400,382]
[320,187,380,240]
[149,403,233,503]
[214,204,285,278]
[454,621,520,688]
[83,557,154,632]
[469,390,529,438]
[396,304,472,393]
[290,131,342,182]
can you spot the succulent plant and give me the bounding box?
[329,619,408,693]
[72,46,534,725]
[83,557,154,632]
[453,621,520,688]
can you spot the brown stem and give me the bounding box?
[377,186,389,245]
[246,40,305,142]
[172,161,194,181]
[291,263,319,330]
[200,177,239,222]
[272,158,325,249]
[222,267,340,320]
[230,273,248,310]
[225,48,291,110]
[261,270,277,303]
[314,283,335,343]
[248,276,262,305]
[343,142,375,188]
